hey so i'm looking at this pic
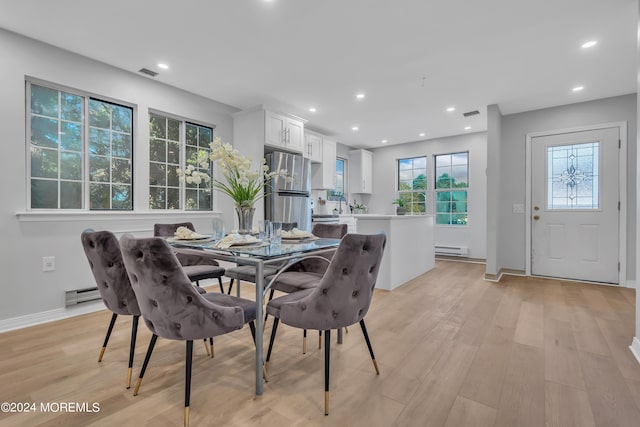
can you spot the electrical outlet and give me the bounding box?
[42,256,55,272]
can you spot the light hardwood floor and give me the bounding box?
[1,260,639,426]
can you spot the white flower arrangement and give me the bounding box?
[177,136,286,208]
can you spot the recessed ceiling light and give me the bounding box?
[581,40,597,49]
[352,126,359,131]
[446,107,455,112]
[419,133,426,137]
[381,139,388,143]
[157,63,169,70]
[464,126,471,130]
[356,93,365,100]
[572,86,584,92]
[309,107,317,113]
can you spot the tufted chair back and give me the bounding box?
[312,223,348,240]
[81,229,140,316]
[153,222,195,237]
[119,235,245,341]
[278,233,386,330]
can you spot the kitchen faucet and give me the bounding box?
[338,194,346,214]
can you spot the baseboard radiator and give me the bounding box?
[65,287,101,307]
[434,245,469,257]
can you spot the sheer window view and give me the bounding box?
[89,99,133,209]
[29,83,133,210]
[398,156,427,214]
[185,122,213,211]
[327,158,346,201]
[547,142,599,209]
[435,152,468,225]
[149,114,181,209]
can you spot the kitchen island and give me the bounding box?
[354,214,434,291]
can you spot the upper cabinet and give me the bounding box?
[265,110,304,152]
[311,136,337,190]
[349,149,373,194]
[234,107,306,156]
[304,131,323,163]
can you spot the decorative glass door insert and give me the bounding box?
[546,142,599,210]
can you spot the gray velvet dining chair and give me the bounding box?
[80,229,141,389]
[265,222,348,352]
[264,233,386,415]
[224,221,298,297]
[154,222,226,293]
[119,234,258,427]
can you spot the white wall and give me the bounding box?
[0,29,238,323]
[499,94,637,280]
[367,132,488,259]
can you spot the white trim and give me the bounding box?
[0,301,106,333]
[16,210,222,222]
[626,280,636,289]
[525,121,627,286]
[630,337,640,365]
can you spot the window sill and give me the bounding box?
[16,210,222,223]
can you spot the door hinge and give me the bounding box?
[619,139,621,148]
[618,262,620,272]
[618,201,621,210]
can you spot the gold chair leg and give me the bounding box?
[203,340,211,357]
[325,391,330,415]
[184,406,190,427]
[133,378,143,396]
[98,346,106,362]
[318,332,322,349]
[345,326,348,333]
[303,335,307,354]
[126,367,132,389]
[372,358,380,375]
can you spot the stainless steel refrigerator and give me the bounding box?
[265,151,312,231]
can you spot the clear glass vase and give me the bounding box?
[235,206,255,235]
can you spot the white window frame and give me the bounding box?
[26,78,135,211]
[397,156,427,215]
[434,151,469,226]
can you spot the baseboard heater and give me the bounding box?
[434,245,469,257]
[65,287,101,307]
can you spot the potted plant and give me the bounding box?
[392,198,406,215]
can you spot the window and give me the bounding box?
[29,82,133,210]
[185,122,213,210]
[547,142,599,209]
[398,156,426,214]
[327,158,346,201]
[149,114,181,209]
[435,152,468,225]
[149,114,214,210]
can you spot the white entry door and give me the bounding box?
[531,127,619,284]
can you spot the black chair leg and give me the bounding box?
[195,280,200,287]
[265,317,279,373]
[359,319,379,375]
[319,330,322,349]
[185,340,193,427]
[133,334,158,396]
[98,313,118,362]
[127,315,139,388]
[249,321,257,344]
[227,279,234,295]
[218,277,224,293]
[263,288,275,328]
[324,329,331,415]
[209,337,214,358]
[303,329,307,354]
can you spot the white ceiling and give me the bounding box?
[0,0,636,148]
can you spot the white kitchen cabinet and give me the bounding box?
[235,107,305,155]
[304,131,323,163]
[264,110,304,152]
[311,138,337,189]
[349,149,373,194]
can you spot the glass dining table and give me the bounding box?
[168,236,341,395]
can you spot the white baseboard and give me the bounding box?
[631,337,640,365]
[0,301,106,333]
[626,279,636,289]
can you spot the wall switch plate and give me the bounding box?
[512,204,524,214]
[42,256,55,272]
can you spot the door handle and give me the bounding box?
[533,215,540,220]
